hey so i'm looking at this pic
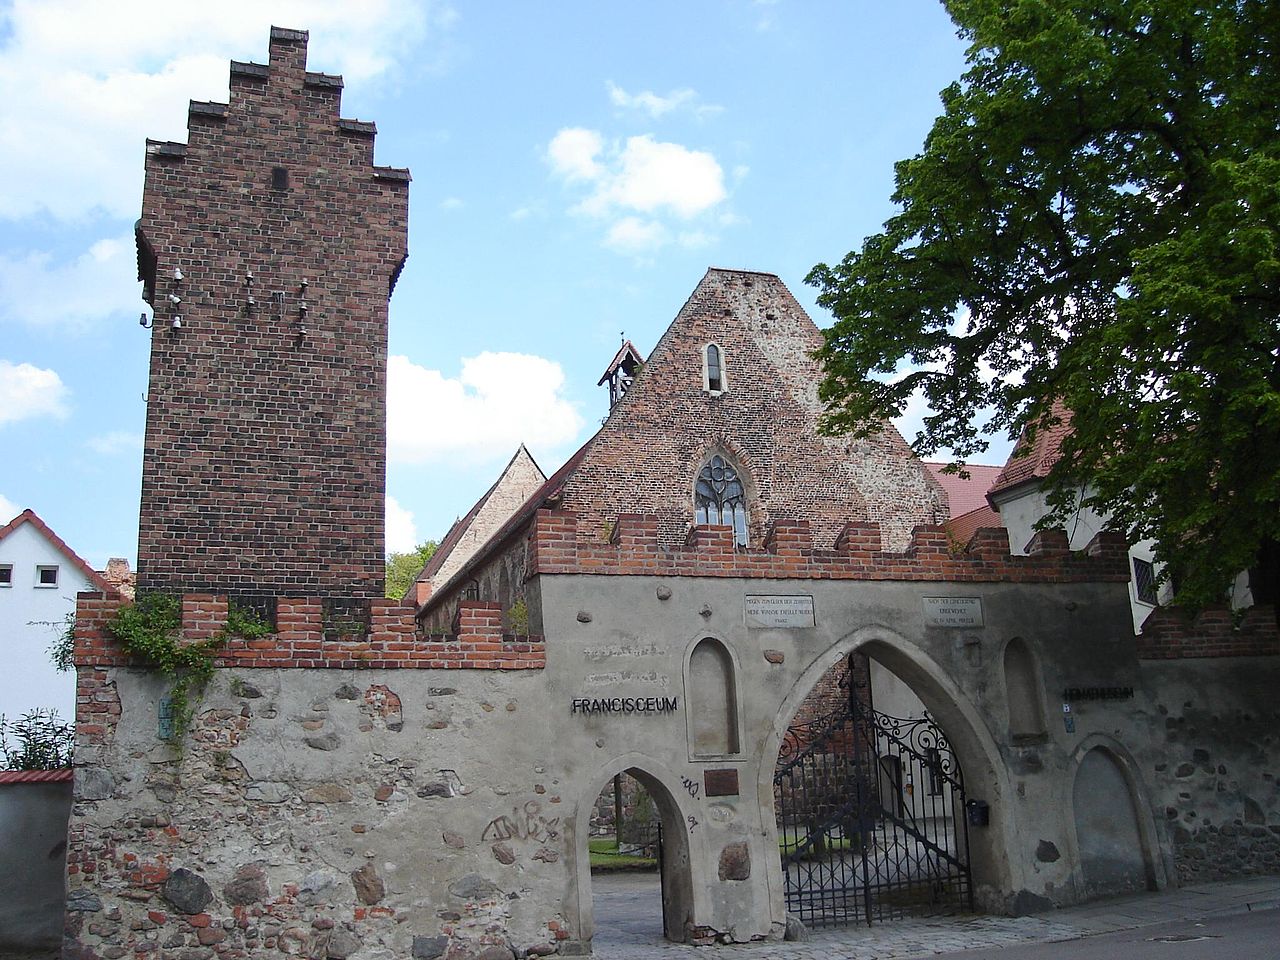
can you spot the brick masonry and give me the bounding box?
[1135,604,1279,659]
[555,269,948,555]
[74,593,545,674]
[527,511,1132,583]
[134,27,408,600]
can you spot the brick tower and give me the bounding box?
[134,27,409,602]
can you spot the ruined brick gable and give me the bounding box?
[414,446,547,603]
[135,27,409,600]
[557,268,946,552]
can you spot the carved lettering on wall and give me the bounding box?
[922,597,984,628]
[744,595,815,629]
[583,643,666,663]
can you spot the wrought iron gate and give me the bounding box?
[773,687,973,927]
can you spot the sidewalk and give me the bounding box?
[590,873,1280,959]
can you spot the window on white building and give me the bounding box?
[1132,557,1158,605]
[36,564,59,588]
[0,564,11,586]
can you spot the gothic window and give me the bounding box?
[703,343,725,393]
[695,455,748,547]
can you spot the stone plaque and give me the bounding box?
[744,595,815,629]
[922,596,984,628]
[704,769,740,797]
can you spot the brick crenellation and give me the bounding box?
[526,510,1132,583]
[1136,604,1279,659]
[72,593,545,682]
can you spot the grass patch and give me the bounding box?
[589,838,657,872]
[778,834,861,861]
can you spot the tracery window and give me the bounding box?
[695,455,748,546]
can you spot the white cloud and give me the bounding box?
[547,128,730,254]
[385,495,419,554]
[0,361,70,425]
[547,128,604,182]
[87,431,144,455]
[578,135,726,219]
[0,235,142,329]
[605,217,669,254]
[0,493,18,524]
[0,0,439,222]
[387,352,583,465]
[606,82,719,120]
[440,196,464,210]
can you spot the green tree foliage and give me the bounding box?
[809,0,1279,609]
[385,541,438,600]
[1,709,74,770]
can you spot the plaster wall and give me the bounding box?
[0,521,93,720]
[67,572,1162,958]
[991,484,1169,633]
[0,780,73,950]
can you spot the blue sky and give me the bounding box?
[0,0,1013,567]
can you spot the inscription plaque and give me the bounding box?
[922,596,984,628]
[745,595,815,628]
[704,769,740,797]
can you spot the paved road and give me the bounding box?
[590,872,1280,960]
[938,909,1280,959]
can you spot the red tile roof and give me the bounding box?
[946,504,1003,546]
[0,768,74,783]
[923,462,1004,519]
[0,509,113,594]
[988,400,1074,499]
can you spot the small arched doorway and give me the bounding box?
[772,648,973,927]
[1071,745,1157,899]
[574,762,694,948]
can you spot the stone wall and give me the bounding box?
[134,28,408,600]
[1136,653,1280,882]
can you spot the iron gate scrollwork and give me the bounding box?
[774,691,973,927]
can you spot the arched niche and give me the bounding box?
[1071,745,1158,899]
[1002,637,1047,740]
[686,637,740,758]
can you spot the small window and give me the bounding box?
[703,343,726,393]
[1132,557,1158,605]
[271,166,289,190]
[36,565,58,588]
[0,564,12,586]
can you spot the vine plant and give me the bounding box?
[106,594,271,747]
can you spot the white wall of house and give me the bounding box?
[0,521,91,724]
[991,484,1174,634]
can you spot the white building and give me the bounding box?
[0,510,115,725]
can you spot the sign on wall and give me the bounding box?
[921,597,984,628]
[745,595,816,628]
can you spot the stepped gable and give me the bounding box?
[555,267,946,553]
[134,27,409,600]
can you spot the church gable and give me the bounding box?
[557,268,945,551]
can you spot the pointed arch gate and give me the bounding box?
[773,661,973,927]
